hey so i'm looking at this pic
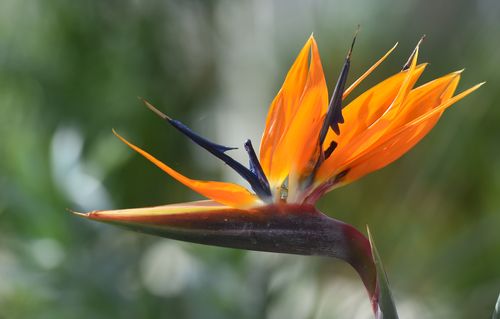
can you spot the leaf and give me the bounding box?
[493,292,500,319]
[367,227,399,319]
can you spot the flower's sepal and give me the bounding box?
[367,227,399,319]
[75,202,380,309]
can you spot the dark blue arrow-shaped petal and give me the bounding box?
[244,139,270,194]
[319,30,357,143]
[143,100,272,200]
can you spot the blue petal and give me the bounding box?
[318,34,355,141]
[167,118,272,200]
[306,34,356,186]
[143,99,272,199]
[244,139,271,194]
[169,119,238,154]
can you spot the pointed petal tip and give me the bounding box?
[402,37,424,71]
[112,129,137,151]
[414,44,420,56]
[142,99,170,120]
[111,128,120,137]
[347,26,360,58]
[467,81,486,92]
[308,33,316,43]
[386,42,399,54]
[366,224,371,237]
[343,42,399,98]
[354,24,361,38]
[67,208,90,218]
[444,69,465,80]
[411,35,425,59]
[417,34,426,46]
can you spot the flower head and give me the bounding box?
[108,35,481,209]
[75,34,482,317]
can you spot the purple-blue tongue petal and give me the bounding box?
[168,118,238,154]
[306,33,357,185]
[318,32,356,143]
[143,100,272,200]
[244,139,270,194]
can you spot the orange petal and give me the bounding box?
[337,64,427,148]
[395,70,462,124]
[345,46,421,151]
[343,113,442,183]
[260,36,328,189]
[335,81,484,184]
[340,71,466,176]
[260,36,313,182]
[273,37,329,194]
[336,48,420,158]
[316,63,427,181]
[113,130,260,208]
[401,82,485,131]
[343,43,398,98]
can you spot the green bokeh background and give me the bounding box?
[1,0,499,318]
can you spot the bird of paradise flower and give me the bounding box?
[75,33,483,318]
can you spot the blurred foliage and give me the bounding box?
[1,0,499,318]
